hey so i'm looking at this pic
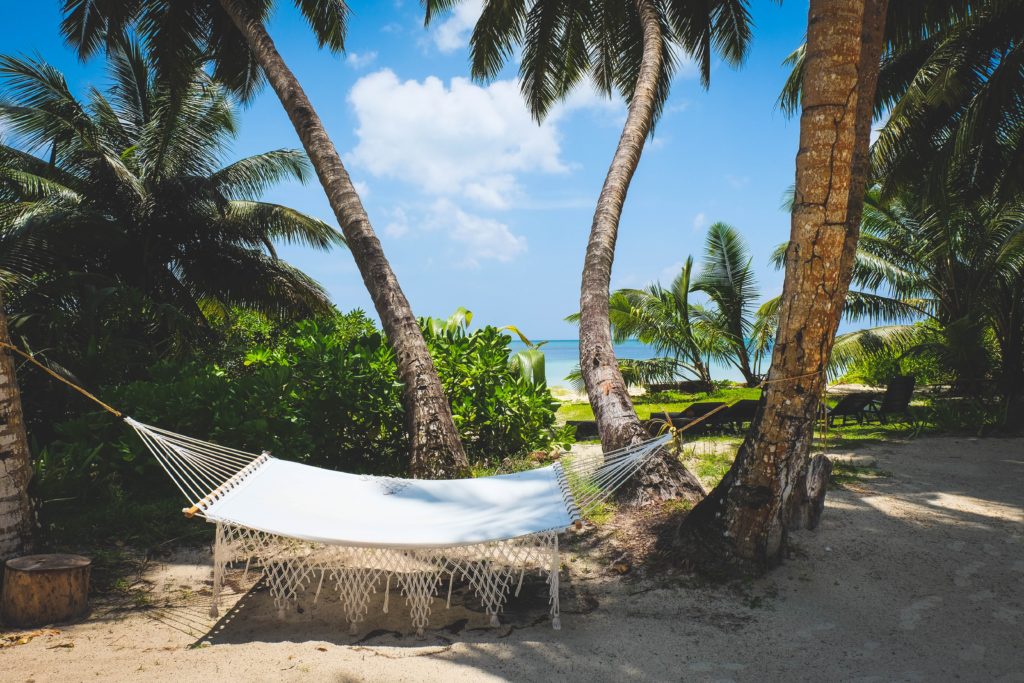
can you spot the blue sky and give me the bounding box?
[3,1,813,340]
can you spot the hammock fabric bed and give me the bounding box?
[126,418,673,635]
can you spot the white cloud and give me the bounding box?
[383,199,526,267]
[348,69,598,208]
[658,261,685,284]
[352,179,371,197]
[428,0,483,53]
[384,207,409,238]
[692,212,707,232]
[432,199,526,267]
[346,51,378,69]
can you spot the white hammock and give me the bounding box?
[126,418,672,634]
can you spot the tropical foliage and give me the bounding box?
[0,46,342,397]
[32,310,573,514]
[693,222,772,386]
[424,0,755,122]
[831,184,1023,397]
[776,0,1024,415]
[569,222,775,389]
[58,0,472,478]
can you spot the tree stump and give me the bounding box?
[2,554,91,627]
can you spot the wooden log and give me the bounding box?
[2,554,91,627]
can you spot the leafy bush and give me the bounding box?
[426,322,573,463]
[926,397,1004,436]
[30,310,571,511]
[839,339,951,387]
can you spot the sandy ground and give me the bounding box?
[2,436,1023,682]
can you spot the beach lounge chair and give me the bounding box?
[567,420,599,440]
[663,401,729,432]
[721,399,760,432]
[826,393,875,426]
[867,375,916,423]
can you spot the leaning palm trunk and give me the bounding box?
[220,0,467,478]
[579,0,704,505]
[675,0,889,574]
[0,298,33,559]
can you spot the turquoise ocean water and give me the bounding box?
[508,339,744,388]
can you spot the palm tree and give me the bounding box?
[568,257,718,389]
[871,0,1024,201]
[693,222,763,387]
[62,0,470,478]
[0,300,32,559]
[0,48,342,384]
[426,0,755,504]
[778,2,1023,202]
[832,186,1024,398]
[676,0,890,575]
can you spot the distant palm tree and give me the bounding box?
[568,257,718,388]
[831,186,1024,397]
[61,0,470,477]
[0,47,342,346]
[612,257,718,387]
[693,222,764,387]
[426,0,756,504]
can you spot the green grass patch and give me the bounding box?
[586,501,617,526]
[680,438,742,487]
[556,385,761,422]
[815,421,913,451]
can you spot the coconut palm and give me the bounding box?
[426,0,756,504]
[778,1,1023,201]
[871,0,1024,200]
[0,45,347,556]
[568,257,718,388]
[0,48,342,365]
[693,222,763,387]
[0,302,31,560]
[677,0,890,575]
[831,186,1024,397]
[61,0,470,478]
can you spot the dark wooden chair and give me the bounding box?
[721,399,760,432]
[826,393,875,426]
[566,420,599,440]
[867,375,916,423]
[663,402,729,432]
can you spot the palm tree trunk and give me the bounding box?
[0,298,33,560]
[674,0,889,574]
[735,347,758,387]
[219,0,468,478]
[579,0,704,506]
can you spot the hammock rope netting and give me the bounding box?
[126,418,674,634]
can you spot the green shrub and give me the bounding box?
[30,310,571,512]
[839,343,951,386]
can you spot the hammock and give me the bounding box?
[126,418,673,634]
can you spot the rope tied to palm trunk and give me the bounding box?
[0,341,123,417]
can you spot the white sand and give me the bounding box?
[3,436,1022,682]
